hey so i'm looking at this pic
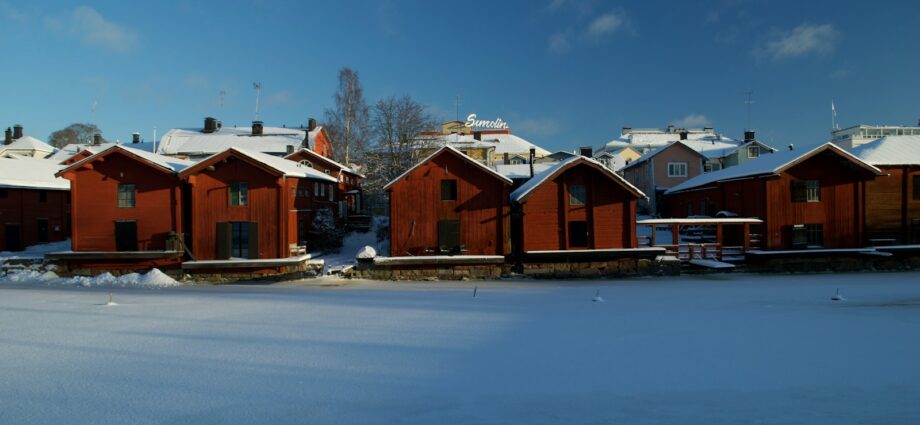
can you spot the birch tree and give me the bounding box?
[324,67,370,165]
[364,95,437,192]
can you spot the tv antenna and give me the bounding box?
[454,95,462,121]
[743,91,754,131]
[253,82,262,121]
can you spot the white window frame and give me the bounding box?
[748,146,760,158]
[667,162,688,178]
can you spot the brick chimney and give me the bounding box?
[579,146,592,157]
[132,132,141,144]
[93,134,102,145]
[529,148,536,177]
[12,124,23,140]
[744,131,756,142]
[308,118,317,132]
[203,117,218,133]
[4,127,11,145]
[679,130,689,140]
[252,120,263,136]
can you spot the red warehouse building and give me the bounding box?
[53,145,191,271]
[284,147,364,218]
[510,156,645,253]
[665,143,883,250]
[385,146,513,256]
[179,147,339,261]
[0,156,70,251]
[851,136,920,244]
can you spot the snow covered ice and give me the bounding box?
[1,272,919,424]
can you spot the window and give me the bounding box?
[328,184,334,202]
[441,179,457,201]
[914,175,920,200]
[569,184,586,206]
[0,188,7,199]
[117,184,136,208]
[793,224,823,248]
[437,219,460,252]
[704,162,722,173]
[231,222,249,258]
[668,162,688,177]
[510,157,524,165]
[792,180,820,202]
[230,182,248,206]
[38,190,47,203]
[300,160,313,168]
[748,146,760,158]
[699,201,707,216]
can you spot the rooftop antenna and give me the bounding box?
[219,90,226,110]
[454,95,462,122]
[152,126,157,153]
[253,82,262,121]
[743,91,754,131]
[831,100,838,131]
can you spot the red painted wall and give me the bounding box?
[62,151,180,252]
[0,188,69,251]
[388,150,510,256]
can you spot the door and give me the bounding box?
[437,220,461,253]
[4,224,21,251]
[36,219,49,243]
[115,221,137,251]
[568,221,589,248]
[217,222,259,260]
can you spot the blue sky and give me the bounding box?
[1,0,918,152]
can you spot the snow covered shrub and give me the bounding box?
[375,216,389,243]
[310,209,345,252]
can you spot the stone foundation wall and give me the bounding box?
[354,263,506,280]
[745,254,920,274]
[185,261,325,283]
[522,256,680,279]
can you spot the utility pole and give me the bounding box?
[455,95,462,122]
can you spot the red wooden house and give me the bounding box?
[510,156,644,252]
[284,148,364,218]
[665,143,883,250]
[851,136,920,244]
[0,156,70,251]
[385,146,513,256]
[179,147,338,261]
[53,145,191,271]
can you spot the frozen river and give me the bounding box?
[1,272,919,424]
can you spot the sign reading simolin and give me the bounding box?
[465,114,509,130]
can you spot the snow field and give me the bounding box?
[0,272,919,424]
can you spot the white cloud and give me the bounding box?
[547,31,573,54]
[762,23,838,61]
[45,6,138,53]
[673,114,712,128]
[587,12,625,37]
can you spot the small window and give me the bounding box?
[38,190,48,203]
[328,184,334,202]
[117,184,135,208]
[300,160,313,168]
[510,157,524,165]
[667,162,688,177]
[441,179,457,201]
[748,146,760,158]
[703,162,722,173]
[230,182,248,206]
[913,175,920,200]
[793,224,823,248]
[569,184,586,206]
[792,180,820,202]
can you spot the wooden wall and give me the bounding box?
[64,151,178,252]
[388,151,510,256]
[520,163,637,251]
[865,165,920,243]
[0,188,69,251]
[187,156,288,260]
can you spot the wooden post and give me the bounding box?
[743,223,750,251]
[672,223,679,246]
[651,225,657,247]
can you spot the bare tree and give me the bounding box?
[364,95,437,192]
[48,123,105,148]
[324,67,370,165]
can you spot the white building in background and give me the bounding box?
[599,125,743,155]
[831,124,920,150]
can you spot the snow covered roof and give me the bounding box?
[417,132,551,157]
[383,145,513,190]
[1,136,55,153]
[620,141,709,172]
[603,129,739,152]
[181,147,337,182]
[665,143,883,195]
[157,125,313,157]
[0,156,70,190]
[493,163,555,179]
[59,144,194,175]
[510,156,645,203]
[849,135,920,166]
[283,148,363,177]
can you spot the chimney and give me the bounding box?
[679,130,689,140]
[132,132,141,144]
[203,117,217,133]
[744,130,755,142]
[12,124,23,140]
[93,133,102,145]
[621,126,632,135]
[286,145,295,155]
[788,144,794,151]
[529,148,536,177]
[503,153,509,164]
[251,120,263,136]
[4,128,11,145]
[217,120,222,130]
[579,146,593,157]
[308,118,317,132]
[667,124,675,132]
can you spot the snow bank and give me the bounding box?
[0,240,71,259]
[0,268,181,288]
